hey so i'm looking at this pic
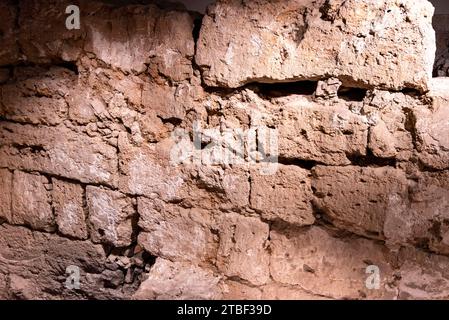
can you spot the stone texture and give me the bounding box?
[11,171,55,232]
[52,179,88,240]
[216,213,270,286]
[118,134,184,200]
[196,0,435,92]
[0,67,73,125]
[133,258,221,300]
[414,96,449,170]
[137,198,214,263]
[0,224,126,300]
[398,247,449,299]
[270,226,397,299]
[0,169,13,223]
[0,0,448,301]
[250,165,314,226]
[312,166,409,238]
[0,122,118,186]
[86,186,135,247]
[384,171,449,253]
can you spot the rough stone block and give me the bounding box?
[86,186,135,247]
[11,171,55,232]
[52,179,88,240]
[196,0,435,92]
[312,166,409,238]
[250,164,314,226]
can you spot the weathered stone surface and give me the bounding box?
[398,247,449,299]
[364,91,415,160]
[0,169,12,223]
[196,0,435,92]
[272,96,368,165]
[414,96,449,170]
[137,197,214,263]
[0,67,73,125]
[0,224,125,299]
[86,186,135,247]
[11,171,55,232]
[216,213,270,286]
[52,179,88,240]
[384,171,449,253]
[250,165,314,226]
[16,0,195,78]
[133,258,221,300]
[312,166,409,238]
[216,90,369,165]
[270,226,397,299]
[118,134,184,200]
[0,123,118,186]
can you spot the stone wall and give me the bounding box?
[0,0,449,300]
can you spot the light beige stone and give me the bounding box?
[134,258,221,300]
[11,171,55,232]
[216,213,270,286]
[52,179,88,240]
[312,166,409,238]
[196,0,435,92]
[86,186,135,247]
[250,165,314,226]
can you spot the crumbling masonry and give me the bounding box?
[1,0,449,299]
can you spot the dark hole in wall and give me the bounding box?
[252,80,318,98]
[338,87,367,102]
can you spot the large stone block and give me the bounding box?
[86,186,135,247]
[216,213,270,286]
[0,123,118,186]
[52,179,88,240]
[414,96,449,170]
[312,166,409,238]
[133,258,221,300]
[11,171,55,232]
[0,67,74,125]
[270,226,397,299]
[196,0,435,92]
[250,164,314,226]
[137,197,214,263]
[118,134,184,201]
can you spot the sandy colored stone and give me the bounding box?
[398,247,449,299]
[216,213,270,286]
[52,179,88,240]
[0,169,12,223]
[312,166,409,238]
[250,164,314,226]
[134,258,221,300]
[137,198,214,263]
[414,96,449,170]
[258,95,369,165]
[270,226,397,299]
[11,171,55,232]
[384,171,449,253]
[0,67,73,125]
[196,0,435,92]
[118,134,184,201]
[86,186,135,247]
[364,91,415,160]
[220,280,262,300]
[0,123,118,186]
